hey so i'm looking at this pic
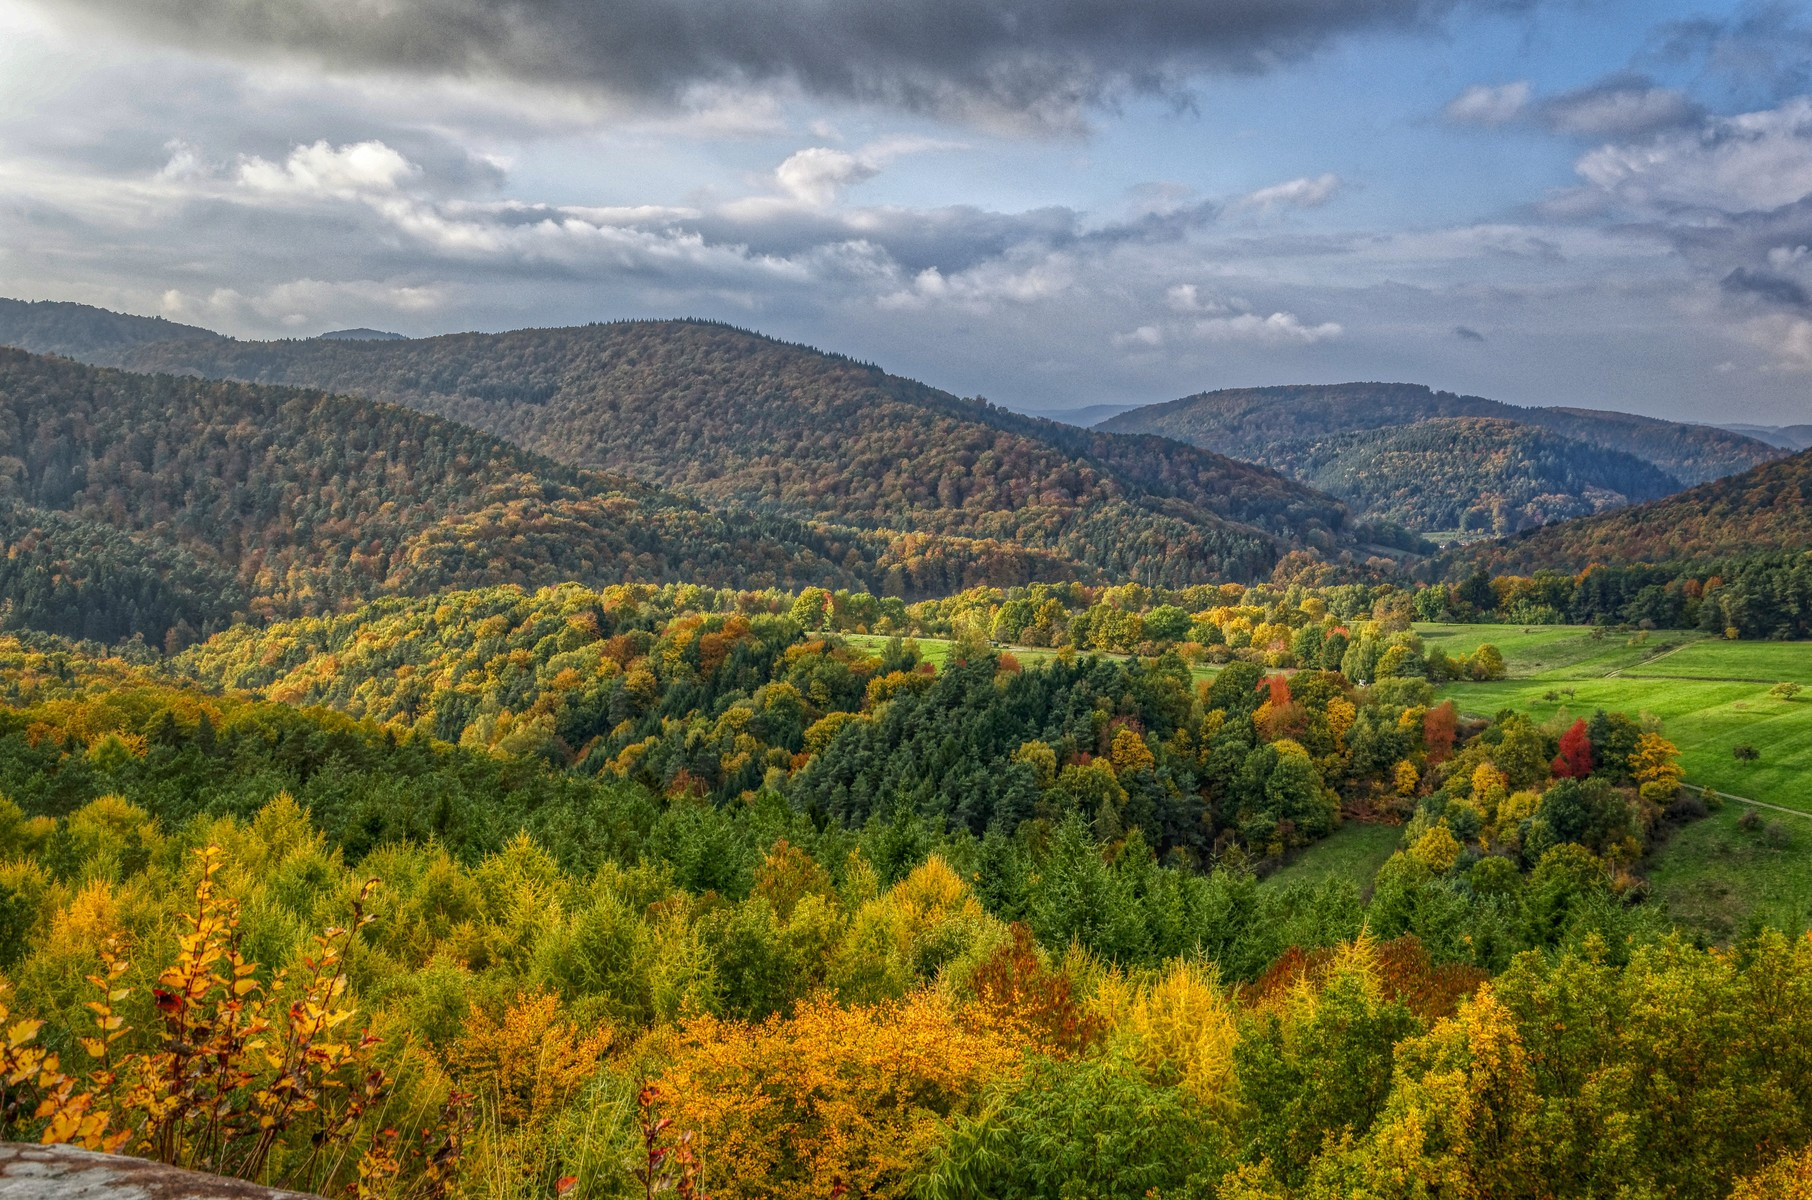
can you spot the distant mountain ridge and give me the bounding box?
[0,300,1421,586]
[0,297,223,360]
[1289,417,1682,535]
[1720,422,1812,452]
[1436,444,1812,576]
[1100,381,1781,534]
[0,347,1123,647]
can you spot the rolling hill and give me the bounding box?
[0,297,223,361]
[0,303,1421,584]
[1099,382,1781,532]
[0,348,1110,646]
[1287,417,1682,535]
[1438,445,1812,576]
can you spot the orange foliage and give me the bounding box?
[967,924,1104,1057]
[450,992,613,1126]
[652,990,1020,1200]
[1244,935,1488,1022]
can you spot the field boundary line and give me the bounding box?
[1683,783,1812,820]
[1606,641,1694,679]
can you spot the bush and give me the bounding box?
[1733,744,1760,761]
[1770,682,1802,701]
[1665,791,1708,822]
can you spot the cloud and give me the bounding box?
[26,0,1529,131]
[1454,325,1486,341]
[1652,3,1812,104]
[1445,81,1530,126]
[771,137,961,206]
[1538,78,1700,138]
[1192,310,1342,343]
[237,140,418,198]
[1234,173,1341,213]
[1574,96,1812,213]
[1722,266,1811,310]
[775,149,881,206]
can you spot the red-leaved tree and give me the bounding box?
[1552,719,1593,779]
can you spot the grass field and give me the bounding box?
[1645,804,1812,941]
[1264,821,1403,891]
[1427,623,1812,813]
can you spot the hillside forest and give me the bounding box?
[1,302,1812,1200]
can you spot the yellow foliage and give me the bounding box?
[1394,760,1420,798]
[1108,727,1156,775]
[1357,986,1543,1198]
[1630,732,1685,792]
[1096,960,1238,1108]
[1729,1144,1812,1200]
[450,992,612,1126]
[653,989,1020,1200]
[1409,824,1462,874]
[1326,697,1357,745]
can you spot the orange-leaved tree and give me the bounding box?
[650,989,1021,1200]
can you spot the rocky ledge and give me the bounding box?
[0,1145,320,1200]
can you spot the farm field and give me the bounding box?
[1429,623,1812,812]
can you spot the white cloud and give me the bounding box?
[1110,324,1163,348]
[1193,310,1342,343]
[775,148,881,206]
[1445,81,1530,126]
[237,139,418,198]
[772,137,965,207]
[1234,172,1341,213]
[1741,312,1812,370]
[1575,97,1812,214]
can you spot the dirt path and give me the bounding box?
[1684,783,1812,820]
[1605,641,1695,679]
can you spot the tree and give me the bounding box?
[1551,719,1593,779]
[1423,701,1458,764]
[1628,732,1684,803]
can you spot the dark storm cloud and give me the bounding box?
[1721,267,1812,311]
[37,0,1528,127]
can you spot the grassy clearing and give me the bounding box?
[1416,622,1710,680]
[1645,803,1812,942]
[1429,623,1812,812]
[1264,821,1402,891]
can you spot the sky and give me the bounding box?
[2,0,1812,422]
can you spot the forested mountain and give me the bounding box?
[0,349,1105,645]
[1440,445,1812,576]
[1287,417,1681,534]
[1101,382,1780,530]
[1723,422,1812,451]
[0,297,222,361]
[0,302,1420,583]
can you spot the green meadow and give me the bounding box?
[1264,820,1403,891]
[1427,623,1812,813]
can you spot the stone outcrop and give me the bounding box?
[0,1144,321,1200]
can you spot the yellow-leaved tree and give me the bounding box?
[651,989,1020,1200]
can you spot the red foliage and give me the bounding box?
[1423,701,1458,765]
[1552,718,1594,779]
[1259,674,1292,708]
